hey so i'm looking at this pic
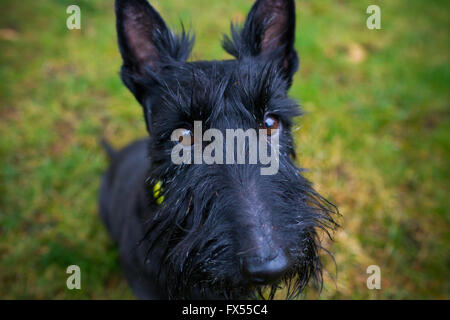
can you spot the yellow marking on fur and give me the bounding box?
[153,180,164,205]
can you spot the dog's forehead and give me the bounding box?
[163,59,279,92]
[157,59,287,124]
[175,60,242,91]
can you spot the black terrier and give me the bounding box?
[100,0,338,299]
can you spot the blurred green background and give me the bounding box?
[0,0,448,299]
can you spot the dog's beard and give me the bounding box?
[183,226,328,300]
[156,231,326,300]
[142,164,338,300]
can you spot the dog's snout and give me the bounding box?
[241,249,291,285]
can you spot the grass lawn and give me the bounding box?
[0,0,448,299]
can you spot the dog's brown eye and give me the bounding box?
[263,114,280,135]
[178,129,194,146]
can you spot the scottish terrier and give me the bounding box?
[100,0,338,299]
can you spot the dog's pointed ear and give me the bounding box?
[224,0,298,86]
[115,0,193,132]
[115,0,168,74]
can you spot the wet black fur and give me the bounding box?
[100,0,338,299]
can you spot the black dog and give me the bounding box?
[100,0,338,299]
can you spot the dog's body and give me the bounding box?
[99,139,158,298]
[100,0,337,299]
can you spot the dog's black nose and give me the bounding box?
[241,250,290,284]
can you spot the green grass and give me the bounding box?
[0,0,448,299]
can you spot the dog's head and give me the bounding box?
[115,0,338,299]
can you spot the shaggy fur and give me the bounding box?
[100,0,338,299]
